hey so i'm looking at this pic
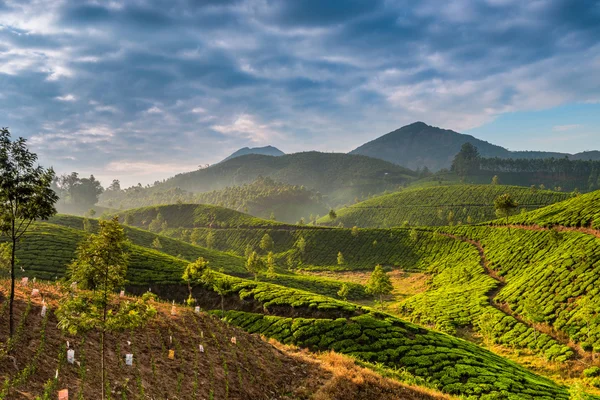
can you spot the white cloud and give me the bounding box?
[146,106,163,114]
[55,94,77,102]
[212,114,284,143]
[553,124,583,132]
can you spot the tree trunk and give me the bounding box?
[9,223,16,338]
[101,327,106,400]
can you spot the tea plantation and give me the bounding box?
[319,185,571,228]
[222,311,570,399]
[448,224,600,352]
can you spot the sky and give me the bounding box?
[1,0,599,187]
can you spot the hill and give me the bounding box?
[502,189,600,229]
[100,177,328,224]
[320,185,572,228]
[154,151,417,207]
[114,203,287,230]
[0,281,451,400]
[221,145,285,162]
[350,122,600,171]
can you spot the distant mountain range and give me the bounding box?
[350,122,600,171]
[221,145,284,163]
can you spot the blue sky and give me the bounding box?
[1,0,599,186]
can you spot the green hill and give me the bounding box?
[100,177,328,224]
[114,203,287,230]
[503,189,600,229]
[220,145,285,162]
[319,185,572,228]
[154,151,417,207]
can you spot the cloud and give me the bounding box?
[553,124,583,132]
[55,94,76,101]
[0,0,599,185]
[212,113,284,143]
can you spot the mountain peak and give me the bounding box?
[221,145,285,163]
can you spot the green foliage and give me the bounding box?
[151,237,162,249]
[322,185,568,228]
[259,233,274,253]
[504,189,600,229]
[365,265,393,309]
[494,193,519,224]
[337,283,349,301]
[0,243,10,277]
[67,217,129,291]
[336,251,344,266]
[246,251,264,280]
[584,367,600,378]
[451,142,480,177]
[223,311,570,399]
[182,257,209,304]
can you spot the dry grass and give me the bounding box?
[268,339,454,400]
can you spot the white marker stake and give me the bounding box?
[199,344,204,353]
[66,341,70,348]
[230,337,237,345]
[41,304,47,317]
[31,288,40,297]
[126,354,133,366]
[21,277,28,286]
[67,349,75,364]
[194,306,200,314]
[55,369,59,379]
[120,290,125,298]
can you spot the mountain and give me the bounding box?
[350,122,600,171]
[221,145,284,162]
[156,152,417,207]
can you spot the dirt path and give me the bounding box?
[440,232,587,359]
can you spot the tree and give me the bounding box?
[182,257,209,306]
[410,228,419,242]
[148,213,165,232]
[491,175,499,185]
[124,213,134,226]
[152,237,162,249]
[337,251,345,266]
[351,226,359,237]
[202,269,232,317]
[494,193,519,234]
[0,128,58,338]
[365,265,393,310]
[337,283,349,301]
[522,295,545,342]
[295,236,306,255]
[190,228,201,245]
[259,233,274,253]
[328,209,337,220]
[107,179,121,192]
[205,230,215,249]
[246,251,264,280]
[451,143,480,177]
[266,251,276,278]
[57,217,156,400]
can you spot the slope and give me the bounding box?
[0,281,450,400]
[320,185,572,228]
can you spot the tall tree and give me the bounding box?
[494,193,519,234]
[365,265,393,310]
[328,209,337,220]
[451,143,480,177]
[57,217,155,400]
[201,270,232,317]
[0,128,58,337]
